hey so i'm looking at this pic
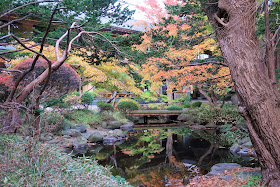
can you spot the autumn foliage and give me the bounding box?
[134,0,232,105]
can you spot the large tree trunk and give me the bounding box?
[203,0,280,186]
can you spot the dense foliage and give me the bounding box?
[97,100,114,112]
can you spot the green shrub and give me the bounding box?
[243,174,262,187]
[118,98,140,108]
[191,101,202,108]
[97,101,114,111]
[0,135,131,186]
[117,101,139,112]
[184,107,242,125]
[44,95,69,108]
[70,92,97,106]
[166,105,183,110]
[183,103,192,108]
[81,92,96,105]
[41,111,66,133]
[62,109,98,125]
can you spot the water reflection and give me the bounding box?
[65,128,234,185]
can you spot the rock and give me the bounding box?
[103,136,118,144]
[182,159,197,165]
[183,177,190,185]
[76,124,87,133]
[219,176,234,181]
[62,129,81,137]
[190,125,206,130]
[88,132,103,143]
[205,122,217,128]
[40,133,53,141]
[101,121,107,128]
[177,114,193,121]
[238,137,251,145]
[207,163,242,176]
[48,139,60,144]
[230,137,254,157]
[242,141,253,149]
[113,129,126,138]
[237,148,252,156]
[237,170,261,180]
[107,121,121,129]
[75,136,88,145]
[88,144,104,154]
[230,143,241,154]
[120,123,134,130]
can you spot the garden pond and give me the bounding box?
[65,127,258,186]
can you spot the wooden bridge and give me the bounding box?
[127,110,183,124]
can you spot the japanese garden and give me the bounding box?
[0,0,280,186]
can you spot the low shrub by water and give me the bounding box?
[0,135,131,186]
[117,98,140,112]
[166,105,183,110]
[191,101,202,108]
[97,101,114,111]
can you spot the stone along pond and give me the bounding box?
[64,127,258,186]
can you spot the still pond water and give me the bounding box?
[65,127,253,186]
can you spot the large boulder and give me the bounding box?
[107,121,121,129]
[62,129,81,137]
[230,137,254,157]
[177,114,193,121]
[88,132,103,143]
[206,163,242,176]
[120,123,134,130]
[76,124,87,133]
[112,129,126,138]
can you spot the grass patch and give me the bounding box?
[0,134,131,186]
[62,109,98,125]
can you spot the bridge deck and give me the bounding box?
[128,110,183,116]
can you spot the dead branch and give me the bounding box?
[0,68,22,73]
[0,44,40,55]
[0,13,33,29]
[0,0,59,18]
[180,61,228,67]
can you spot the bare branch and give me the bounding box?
[214,13,228,27]
[0,68,22,73]
[10,34,51,63]
[271,25,280,43]
[0,44,40,55]
[0,0,59,18]
[0,13,33,29]
[180,61,228,68]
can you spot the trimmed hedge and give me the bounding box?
[192,101,202,108]
[97,101,114,111]
[166,105,183,110]
[117,99,139,112]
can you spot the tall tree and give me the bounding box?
[0,0,135,133]
[199,0,280,185]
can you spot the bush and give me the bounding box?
[81,92,96,105]
[184,106,242,125]
[183,103,192,108]
[166,105,183,110]
[0,135,131,186]
[117,100,139,112]
[97,101,114,111]
[41,111,66,133]
[191,101,202,108]
[118,98,140,108]
[69,92,97,106]
[62,109,98,125]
